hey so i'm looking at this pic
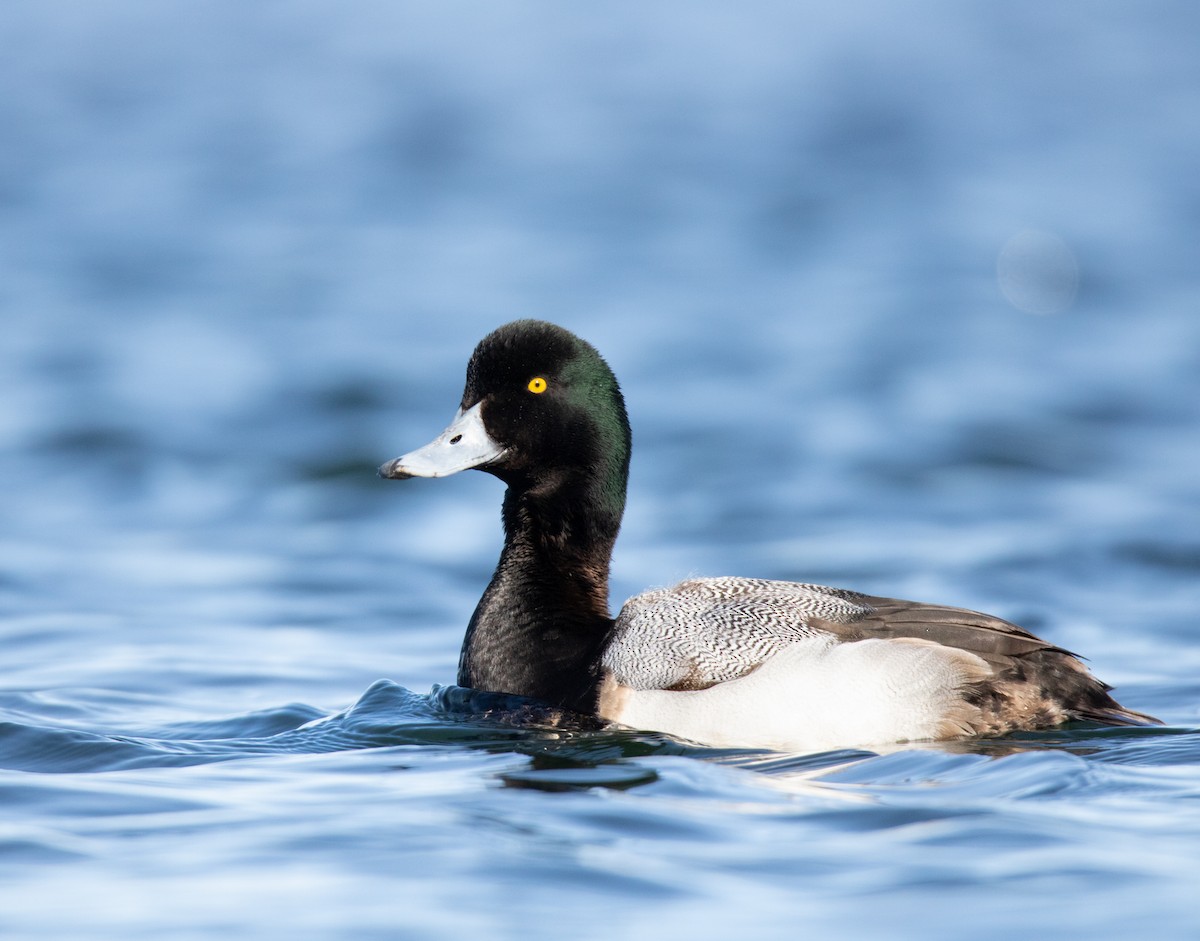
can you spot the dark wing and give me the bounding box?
[809,594,1062,665]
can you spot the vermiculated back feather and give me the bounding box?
[605,578,868,691]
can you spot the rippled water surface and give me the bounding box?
[2,3,1199,939]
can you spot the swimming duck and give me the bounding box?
[379,320,1157,752]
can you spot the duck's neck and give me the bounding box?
[457,476,620,713]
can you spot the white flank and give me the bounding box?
[604,636,990,753]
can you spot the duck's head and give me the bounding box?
[380,320,631,519]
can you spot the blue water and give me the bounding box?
[3,3,1200,938]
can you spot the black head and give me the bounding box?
[381,320,631,524]
[465,320,628,490]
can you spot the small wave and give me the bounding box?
[0,681,708,775]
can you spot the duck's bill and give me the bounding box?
[378,401,507,479]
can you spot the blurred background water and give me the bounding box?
[2,2,1199,939]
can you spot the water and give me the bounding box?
[2,3,1199,938]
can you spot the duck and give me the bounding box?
[379,319,1158,752]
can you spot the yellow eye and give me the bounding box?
[527,376,548,394]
